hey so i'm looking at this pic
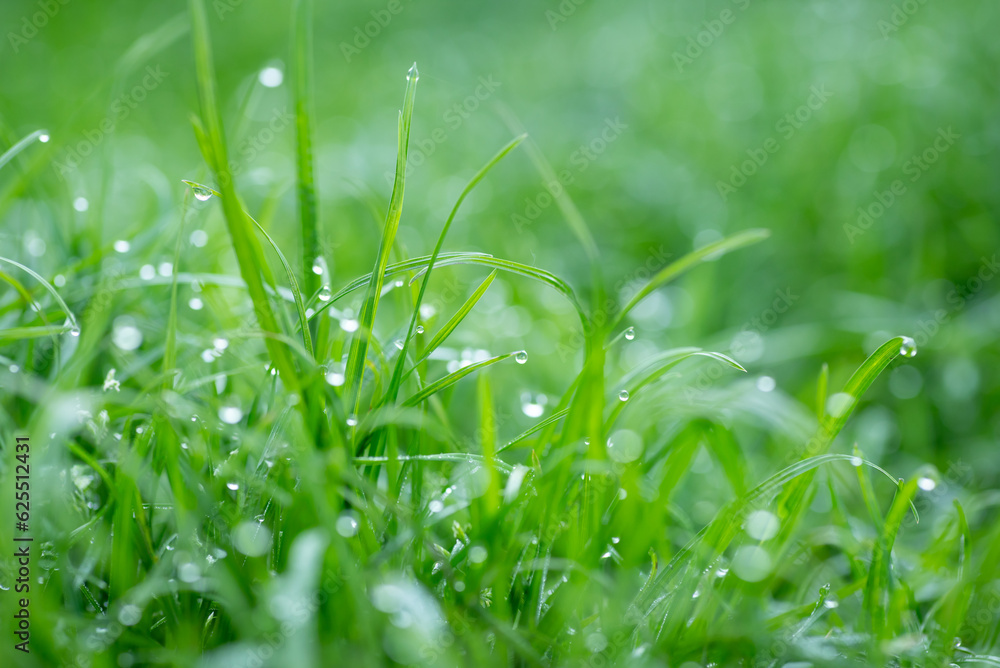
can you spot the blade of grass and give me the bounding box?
[0,255,78,332]
[385,134,526,406]
[188,0,302,398]
[343,63,419,422]
[0,129,48,172]
[401,352,518,407]
[292,0,320,296]
[608,228,771,332]
[410,269,497,372]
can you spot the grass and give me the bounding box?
[1,2,999,667]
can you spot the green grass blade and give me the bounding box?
[181,182,314,358]
[864,473,923,640]
[411,270,498,370]
[188,0,301,397]
[609,228,771,332]
[401,352,517,407]
[497,408,570,453]
[0,255,78,332]
[0,129,47,172]
[409,255,586,327]
[292,0,320,296]
[385,134,525,404]
[344,63,419,419]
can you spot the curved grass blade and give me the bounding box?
[609,228,771,332]
[0,256,79,333]
[605,348,744,427]
[633,453,904,620]
[401,352,516,407]
[410,255,586,327]
[386,134,526,406]
[344,63,419,420]
[0,129,48,172]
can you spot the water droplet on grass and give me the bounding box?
[407,63,419,81]
[514,351,528,364]
[113,240,130,253]
[416,325,424,334]
[918,477,936,491]
[346,414,358,427]
[226,481,239,491]
[73,197,89,212]
[219,406,243,424]
[189,183,213,201]
[899,336,917,358]
[624,327,635,341]
[618,390,630,402]
[318,285,332,302]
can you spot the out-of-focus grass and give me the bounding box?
[1,0,999,666]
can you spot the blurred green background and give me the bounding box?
[3,0,997,481]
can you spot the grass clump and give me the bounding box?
[0,3,998,667]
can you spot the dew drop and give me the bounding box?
[899,336,917,358]
[346,414,358,427]
[113,240,130,253]
[618,390,630,402]
[189,297,204,311]
[850,456,863,467]
[624,327,635,341]
[407,63,419,81]
[318,285,332,302]
[394,339,404,350]
[73,197,89,212]
[514,351,528,364]
[917,477,936,491]
[189,183,214,201]
[416,325,424,334]
[38,132,50,143]
[226,481,240,491]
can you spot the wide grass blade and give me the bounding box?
[292,0,320,296]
